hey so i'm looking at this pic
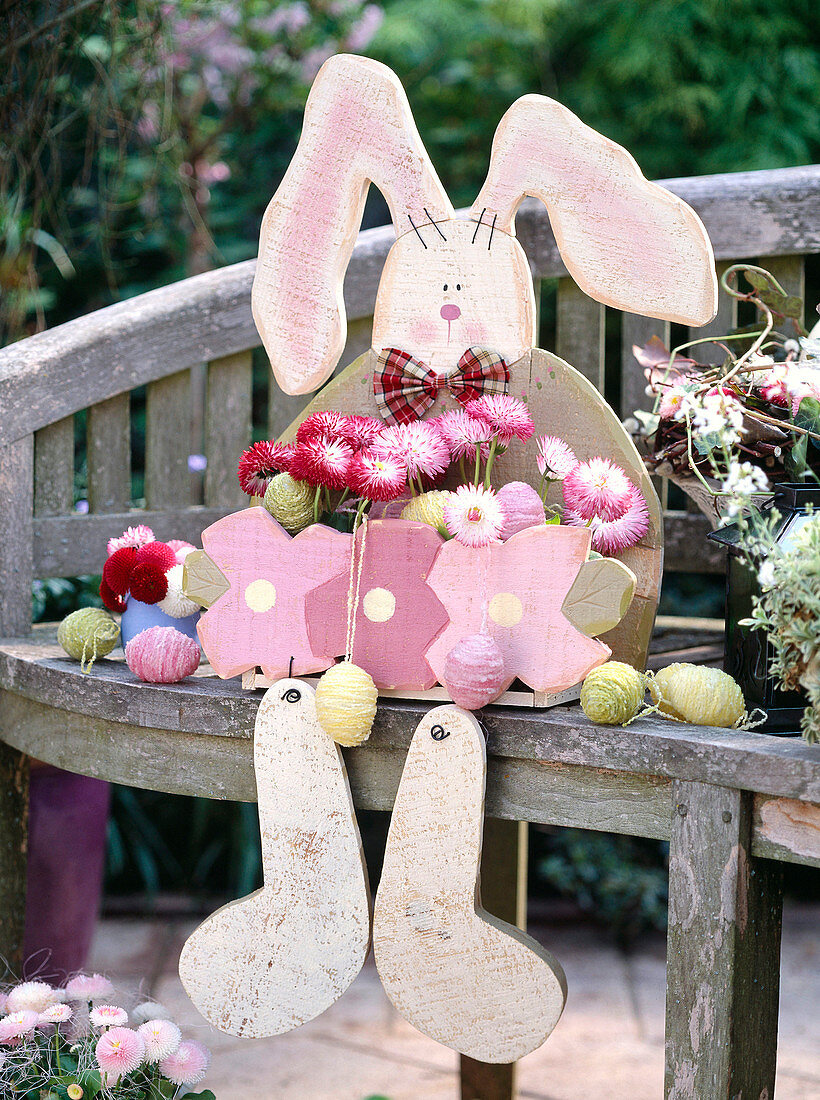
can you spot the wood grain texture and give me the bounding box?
[205,351,252,509]
[0,437,34,635]
[306,520,448,691]
[1,167,818,448]
[373,706,566,1063]
[460,818,526,1100]
[556,279,605,389]
[252,54,452,395]
[3,629,819,805]
[473,95,717,326]
[621,313,670,419]
[33,508,234,577]
[87,394,131,512]
[687,260,738,366]
[182,549,229,608]
[665,780,782,1100]
[282,347,663,670]
[196,507,351,678]
[146,370,192,509]
[426,526,611,696]
[0,742,29,980]
[179,679,370,1036]
[753,795,820,868]
[34,417,74,517]
[560,557,636,637]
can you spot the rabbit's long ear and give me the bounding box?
[472,96,717,326]
[253,54,454,395]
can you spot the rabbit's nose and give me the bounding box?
[441,304,461,321]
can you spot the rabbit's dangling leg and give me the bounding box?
[179,680,370,1037]
[373,705,566,1063]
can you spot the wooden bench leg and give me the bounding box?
[0,742,29,980]
[665,780,783,1100]
[460,818,527,1100]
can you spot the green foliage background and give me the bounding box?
[7,0,820,937]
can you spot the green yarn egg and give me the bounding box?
[264,472,315,533]
[57,608,120,673]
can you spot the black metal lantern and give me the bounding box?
[707,483,820,734]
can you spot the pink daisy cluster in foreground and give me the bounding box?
[0,975,211,1096]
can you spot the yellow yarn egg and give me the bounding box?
[264,472,315,533]
[651,663,746,728]
[315,661,378,746]
[580,661,646,725]
[57,607,120,673]
[400,491,449,532]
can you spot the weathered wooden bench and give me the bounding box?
[1,164,819,1100]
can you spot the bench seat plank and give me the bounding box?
[1,629,818,871]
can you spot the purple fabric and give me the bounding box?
[23,767,111,982]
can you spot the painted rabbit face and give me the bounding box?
[252,54,716,396]
[372,220,536,370]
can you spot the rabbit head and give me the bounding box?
[253,55,717,396]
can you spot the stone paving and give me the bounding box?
[87,903,819,1100]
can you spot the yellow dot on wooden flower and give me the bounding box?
[488,592,523,628]
[244,579,276,612]
[363,587,396,623]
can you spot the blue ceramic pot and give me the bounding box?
[120,598,200,647]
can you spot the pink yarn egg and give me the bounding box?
[496,481,545,539]
[443,632,507,710]
[125,626,200,683]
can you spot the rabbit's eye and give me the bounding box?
[443,284,448,291]
[456,283,462,291]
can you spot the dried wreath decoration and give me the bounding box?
[629,264,820,521]
[236,399,650,558]
[628,264,820,741]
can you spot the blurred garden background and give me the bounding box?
[4,0,820,942]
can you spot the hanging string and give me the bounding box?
[345,513,369,663]
[479,543,491,634]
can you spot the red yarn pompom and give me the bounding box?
[129,563,168,604]
[99,578,127,613]
[135,541,176,571]
[102,546,138,596]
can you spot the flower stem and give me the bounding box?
[54,1026,62,1075]
[473,442,482,487]
[313,485,322,524]
[483,437,498,490]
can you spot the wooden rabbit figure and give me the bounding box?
[182,54,717,1060]
[253,53,716,669]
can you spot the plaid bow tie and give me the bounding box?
[373,346,510,425]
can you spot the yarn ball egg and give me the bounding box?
[401,490,449,532]
[443,632,507,710]
[156,563,200,618]
[651,663,745,728]
[496,482,545,539]
[125,626,200,683]
[264,472,315,533]
[581,661,646,725]
[58,608,121,673]
[315,661,378,746]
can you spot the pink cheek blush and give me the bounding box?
[441,304,461,321]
